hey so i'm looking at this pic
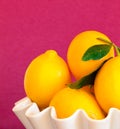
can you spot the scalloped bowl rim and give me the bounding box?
[12,97,120,129]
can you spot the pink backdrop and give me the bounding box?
[1,0,120,128]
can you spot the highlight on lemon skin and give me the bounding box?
[67,30,114,80]
[24,50,71,110]
[50,87,105,119]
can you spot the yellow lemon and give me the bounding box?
[24,50,71,110]
[94,56,120,113]
[67,30,114,80]
[50,87,105,119]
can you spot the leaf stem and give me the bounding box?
[97,37,120,56]
[97,37,112,44]
[113,44,120,56]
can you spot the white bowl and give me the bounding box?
[12,97,120,129]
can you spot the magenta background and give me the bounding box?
[1,0,120,128]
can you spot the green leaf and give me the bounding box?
[82,44,112,61]
[68,70,97,89]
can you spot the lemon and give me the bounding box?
[24,50,71,109]
[67,30,114,80]
[94,56,120,113]
[50,87,105,119]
